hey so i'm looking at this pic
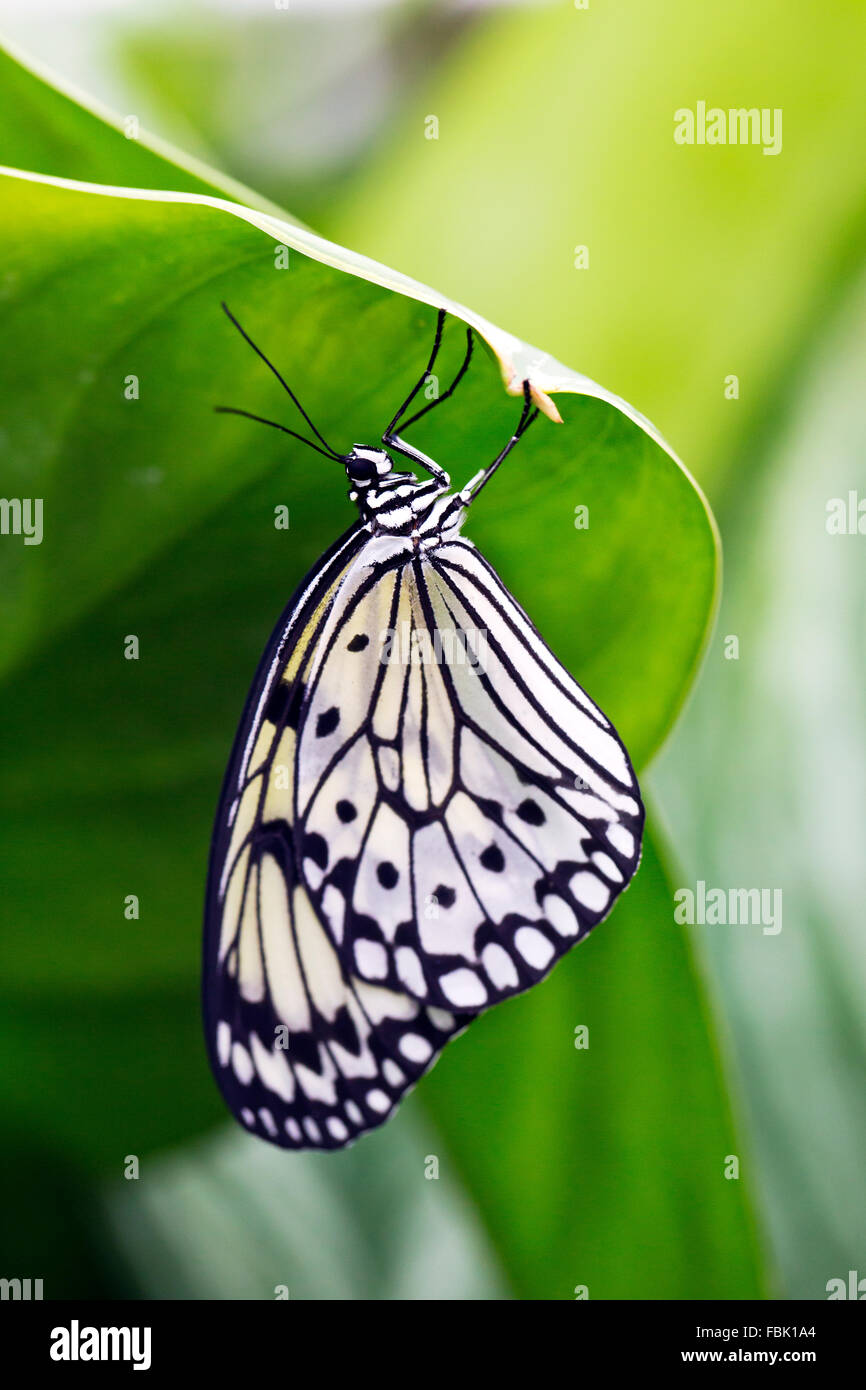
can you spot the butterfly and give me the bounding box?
[203,303,644,1150]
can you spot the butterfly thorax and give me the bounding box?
[346,445,465,542]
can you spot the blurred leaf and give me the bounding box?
[104,1116,506,1300]
[0,1127,126,1298]
[331,0,866,500]
[0,980,222,1172]
[110,3,463,222]
[652,273,866,1298]
[0,39,293,217]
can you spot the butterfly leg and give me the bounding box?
[460,381,539,504]
[385,310,474,438]
[382,319,477,485]
[384,308,447,439]
[384,432,451,486]
[393,325,474,434]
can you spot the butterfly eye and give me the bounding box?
[348,456,377,485]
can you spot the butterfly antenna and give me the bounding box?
[213,406,343,461]
[220,302,344,460]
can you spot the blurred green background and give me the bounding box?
[0,0,863,1300]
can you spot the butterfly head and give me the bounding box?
[345,445,394,491]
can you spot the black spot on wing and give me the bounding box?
[517,798,546,826]
[265,678,306,729]
[328,857,356,895]
[332,1005,362,1055]
[347,633,369,652]
[316,706,340,738]
[377,861,399,889]
[302,832,328,871]
[480,844,505,873]
[287,1030,320,1071]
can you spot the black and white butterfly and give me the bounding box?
[203,304,644,1150]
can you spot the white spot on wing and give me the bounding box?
[296,1048,338,1104]
[354,978,418,1024]
[606,823,635,858]
[570,871,610,913]
[396,946,426,997]
[440,968,488,1007]
[543,895,580,938]
[399,1032,433,1064]
[592,851,624,882]
[383,1059,406,1087]
[514,926,555,970]
[355,939,388,979]
[366,1088,391,1114]
[250,1032,295,1102]
[232,1042,254,1085]
[321,883,346,943]
[427,1007,455,1031]
[481,943,519,990]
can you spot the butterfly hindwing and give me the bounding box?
[295,535,644,1015]
[203,525,472,1150]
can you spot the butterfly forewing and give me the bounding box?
[295,535,644,1017]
